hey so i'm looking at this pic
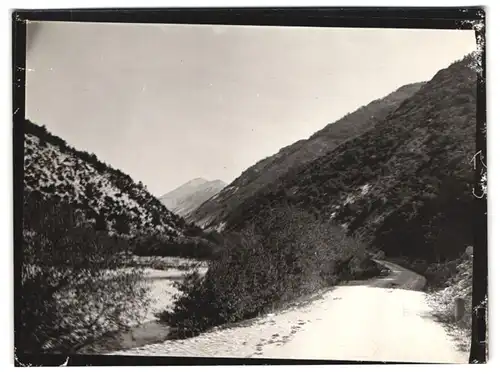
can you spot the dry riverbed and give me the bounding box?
[77,257,208,354]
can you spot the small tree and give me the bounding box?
[18,191,150,354]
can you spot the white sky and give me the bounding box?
[25,22,476,196]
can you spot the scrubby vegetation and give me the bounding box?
[159,206,381,337]
[23,119,216,256]
[429,248,473,325]
[18,190,150,354]
[23,119,193,238]
[425,246,480,354]
[132,233,218,260]
[127,256,206,272]
[191,82,424,227]
[202,55,477,283]
[18,121,220,354]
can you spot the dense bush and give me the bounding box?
[18,191,150,354]
[158,205,380,337]
[132,233,216,260]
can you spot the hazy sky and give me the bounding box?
[26,22,476,196]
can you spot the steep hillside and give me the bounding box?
[159,178,226,218]
[218,54,477,265]
[23,120,197,239]
[190,82,424,227]
[20,120,218,354]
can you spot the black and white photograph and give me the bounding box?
[12,7,487,365]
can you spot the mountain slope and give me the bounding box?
[217,54,477,264]
[190,82,424,227]
[23,120,196,239]
[159,178,226,218]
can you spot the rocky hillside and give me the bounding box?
[23,120,197,240]
[190,82,424,228]
[214,54,477,265]
[159,178,226,219]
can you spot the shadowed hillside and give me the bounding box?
[215,54,477,268]
[189,82,424,228]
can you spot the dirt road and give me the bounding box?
[109,260,468,363]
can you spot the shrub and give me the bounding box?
[132,233,216,260]
[17,191,150,354]
[159,205,379,336]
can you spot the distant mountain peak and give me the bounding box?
[189,177,208,183]
[181,177,208,187]
[159,178,227,218]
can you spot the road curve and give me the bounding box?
[365,259,427,290]
[109,260,468,363]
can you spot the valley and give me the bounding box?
[18,53,481,362]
